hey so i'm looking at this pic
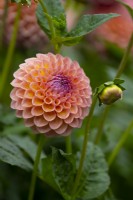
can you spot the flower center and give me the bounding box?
[49,74,72,94]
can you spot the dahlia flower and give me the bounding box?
[10,53,92,136]
[0,0,46,49]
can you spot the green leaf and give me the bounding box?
[41,156,60,192]
[11,0,31,5]
[0,135,32,171]
[36,0,66,38]
[102,189,118,200]
[63,13,119,46]
[52,147,76,200]
[76,142,110,200]
[117,0,133,19]
[7,135,45,161]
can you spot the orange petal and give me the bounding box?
[57,109,70,119]
[32,97,44,106]
[31,106,44,116]
[43,111,56,121]
[42,103,55,112]
[24,90,34,99]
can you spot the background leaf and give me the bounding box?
[76,142,110,200]
[0,135,32,171]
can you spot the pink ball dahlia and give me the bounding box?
[89,0,133,49]
[0,0,46,49]
[10,53,92,136]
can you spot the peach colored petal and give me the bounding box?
[23,108,33,119]
[32,97,44,106]
[55,123,68,134]
[30,82,40,91]
[57,109,70,119]
[11,101,17,109]
[34,116,48,127]
[31,106,44,116]
[16,88,25,98]
[43,111,56,121]
[42,103,55,112]
[16,110,23,118]
[62,126,73,136]
[70,105,78,114]
[37,125,51,133]
[69,118,81,128]
[64,114,75,124]
[10,88,18,101]
[24,90,34,99]
[24,118,34,127]
[55,105,63,113]
[35,90,45,99]
[20,81,30,90]
[22,98,32,107]
[49,117,63,130]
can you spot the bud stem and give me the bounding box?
[28,135,45,200]
[95,32,133,144]
[108,120,133,166]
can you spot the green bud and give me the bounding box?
[98,84,123,105]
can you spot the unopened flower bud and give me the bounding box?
[98,84,123,105]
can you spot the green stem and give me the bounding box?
[28,135,45,200]
[38,0,61,53]
[94,32,133,144]
[0,0,8,52]
[94,106,110,144]
[115,33,133,79]
[0,3,21,99]
[108,120,133,166]
[71,95,97,199]
[65,135,72,154]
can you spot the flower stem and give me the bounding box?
[108,120,133,166]
[71,95,97,199]
[115,33,133,79]
[94,106,110,144]
[0,0,8,52]
[0,3,21,100]
[28,135,45,200]
[65,135,72,154]
[94,33,133,144]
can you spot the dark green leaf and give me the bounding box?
[76,143,110,199]
[63,13,119,46]
[114,78,125,85]
[117,0,133,19]
[52,147,76,200]
[0,136,32,171]
[41,156,60,192]
[7,135,45,161]
[36,0,66,38]
[102,189,118,200]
